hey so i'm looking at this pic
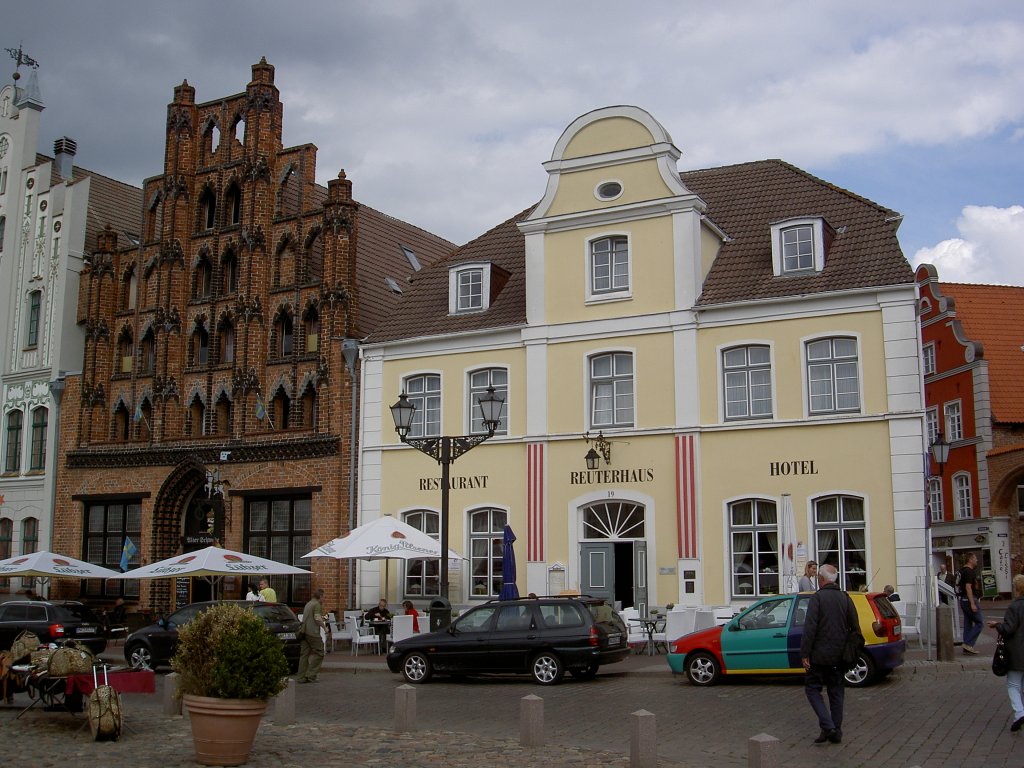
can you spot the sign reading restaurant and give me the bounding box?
[419,476,489,491]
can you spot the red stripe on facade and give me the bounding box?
[676,435,697,559]
[528,443,544,561]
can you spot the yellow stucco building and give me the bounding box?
[356,106,926,615]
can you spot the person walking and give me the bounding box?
[798,561,818,591]
[258,578,278,603]
[959,552,983,654]
[989,574,1024,731]
[800,563,860,745]
[296,588,326,683]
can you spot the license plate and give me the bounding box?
[893,626,901,635]
[77,626,96,633]
[279,632,296,640]
[608,633,622,645]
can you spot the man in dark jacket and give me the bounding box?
[800,563,860,745]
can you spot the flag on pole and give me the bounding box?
[120,536,138,572]
[255,394,267,421]
[133,400,144,423]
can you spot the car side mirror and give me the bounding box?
[157,617,167,628]
[729,621,742,632]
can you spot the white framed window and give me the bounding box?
[594,180,623,201]
[922,343,936,377]
[723,345,773,420]
[404,374,441,438]
[953,473,973,520]
[469,507,507,598]
[926,407,939,446]
[814,495,867,592]
[4,409,23,473]
[402,509,439,597]
[806,337,860,415]
[929,477,943,522]
[588,235,630,298]
[770,217,826,276]
[449,263,489,314]
[944,401,963,441]
[590,352,634,428]
[728,499,779,598]
[468,368,508,435]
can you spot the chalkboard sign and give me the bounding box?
[175,577,191,608]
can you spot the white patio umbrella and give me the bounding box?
[779,493,800,593]
[0,550,122,580]
[302,515,460,561]
[117,545,309,579]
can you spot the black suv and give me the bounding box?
[0,600,107,655]
[386,596,629,685]
[124,600,301,673]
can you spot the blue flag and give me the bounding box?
[133,400,143,423]
[255,395,266,421]
[120,537,137,572]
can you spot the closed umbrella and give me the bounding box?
[498,524,520,600]
[779,494,799,593]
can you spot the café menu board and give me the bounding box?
[175,577,191,608]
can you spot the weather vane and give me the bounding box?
[6,43,39,89]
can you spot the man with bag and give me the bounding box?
[800,563,861,745]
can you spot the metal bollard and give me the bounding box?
[630,709,656,768]
[747,733,779,768]
[162,672,182,715]
[394,684,417,732]
[274,678,296,725]
[520,694,544,747]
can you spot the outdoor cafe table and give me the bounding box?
[369,619,391,653]
[636,617,665,656]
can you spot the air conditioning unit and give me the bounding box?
[306,334,318,353]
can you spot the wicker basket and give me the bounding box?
[47,641,95,677]
[10,631,40,663]
[88,685,123,741]
[30,648,54,667]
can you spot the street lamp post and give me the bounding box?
[390,386,504,605]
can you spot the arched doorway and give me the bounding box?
[578,500,648,614]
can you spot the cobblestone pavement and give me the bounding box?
[1,622,1017,767]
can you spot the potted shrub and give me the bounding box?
[172,602,289,766]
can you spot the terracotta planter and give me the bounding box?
[182,694,269,766]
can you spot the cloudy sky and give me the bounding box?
[7,1,1023,284]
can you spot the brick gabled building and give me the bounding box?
[52,60,452,615]
[918,265,1024,594]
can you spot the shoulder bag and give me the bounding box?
[993,636,1009,677]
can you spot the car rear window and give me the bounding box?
[48,606,78,622]
[539,603,584,628]
[872,596,899,620]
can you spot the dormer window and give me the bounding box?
[770,218,828,276]
[449,263,487,314]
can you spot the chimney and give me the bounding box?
[54,137,77,181]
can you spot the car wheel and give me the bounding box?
[844,652,875,687]
[402,652,433,684]
[571,662,599,680]
[532,652,564,685]
[685,652,721,686]
[126,643,154,670]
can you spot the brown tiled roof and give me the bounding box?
[683,160,913,305]
[939,282,1024,424]
[354,203,456,335]
[368,207,533,343]
[367,160,914,343]
[37,153,143,255]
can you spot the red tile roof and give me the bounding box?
[369,160,914,343]
[939,282,1024,424]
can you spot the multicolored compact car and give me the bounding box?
[667,592,905,687]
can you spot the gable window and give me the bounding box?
[140,329,156,374]
[0,518,10,589]
[275,313,294,357]
[0,216,6,251]
[194,257,213,299]
[191,323,209,366]
[922,343,936,377]
[929,477,944,522]
[218,321,235,364]
[723,345,772,420]
[728,499,778,597]
[4,410,22,473]
[29,407,47,471]
[806,337,860,415]
[26,291,41,348]
[198,187,216,231]
[590,235,629,296]
[449,263,492,314]
[953,473,973,520]
[214,393,232,435]
[20,517,38,589]
[402,509,440,597]
[121,267,137,311]
[944,401,963,441]
[469,507,507,598]
[225,182,241,226]
[222,250,239,294]
[590,352,634,428]
[469,368,508,435]
[404,374,441,438]
[189,396,206,437]
[770,218,827,276]
[814,495,866,592]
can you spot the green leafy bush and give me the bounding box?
[172,602,288,700]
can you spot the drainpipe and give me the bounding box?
[341,338,360,608]
[46,373,66,600]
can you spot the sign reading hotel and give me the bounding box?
[769,460,819,476]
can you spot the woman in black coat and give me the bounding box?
[989,574,1024,731]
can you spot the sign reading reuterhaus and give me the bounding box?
[569,468,655,485]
